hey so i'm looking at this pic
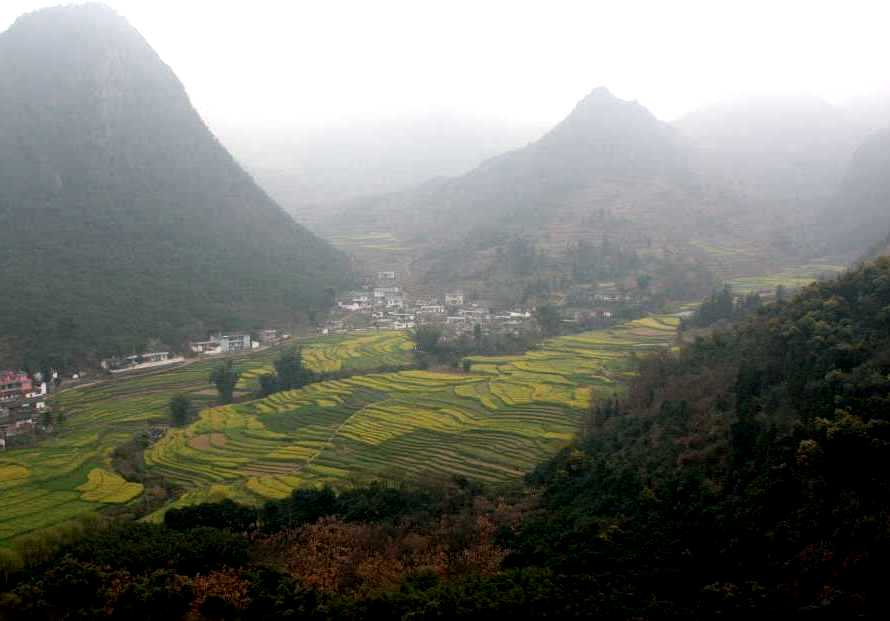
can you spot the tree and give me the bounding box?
[258,373,279,398]
[169,394,192,427]
[535,304,562,337]
[462,359,473,373]
[40,410,53,429]
[274,348,313,392]
[209,361,239,405]
[413,326,442,353]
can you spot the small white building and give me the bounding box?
[219,334,251,353]
[373,286,400,299]
[190,339,222,355]
[445,292,464,306]
[385,296,405,309]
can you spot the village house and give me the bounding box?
[259,329,280,344]
[385,295,405,309]
[189,332,251,355]
[376,271,397,281]
[458,307,489,322]
[0,371,32,402]
[190,338,222,355]
[444,291,464,306]
[219,333,251,353]
[101,351,181,373]
[373,286,400,299]
[419,304,445,315]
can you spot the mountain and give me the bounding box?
[0,5,352,367]
[328,88,703,237]
[676,95,862,207]
[822,128,890,254]
[216,116,546,226]
[867,234,890,260]
[320,88,772,294]
[514,257,890,616]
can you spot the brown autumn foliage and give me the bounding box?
[191,568,251,614]
[259,496,520,595]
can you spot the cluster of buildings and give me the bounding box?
[101,351,184,374]
[98,331,289,377]
[332,273,535,338]
[0,370,48,450]
[189,330,286,356]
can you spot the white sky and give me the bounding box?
[3,0,890,129]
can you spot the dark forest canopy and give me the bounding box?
[0,5,353,368]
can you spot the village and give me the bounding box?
[1,269,650,451]
[326,270,642,340]
[0,370,50,451]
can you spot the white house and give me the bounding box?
[218,334,251,353]
[445,292,464,306]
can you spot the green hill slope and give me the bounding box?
[517,257,890,615]
[0,5,352,367]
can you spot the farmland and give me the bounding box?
[0,319,678,542]
[0,332,413,544]
[145,315,680,514]
[726,263,846,295]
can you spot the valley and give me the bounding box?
[1,316,676,542]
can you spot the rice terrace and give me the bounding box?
[0,319,678,543]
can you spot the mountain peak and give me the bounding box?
[549,86,661,138]
[0,4,352,363]
[7,3,129,35]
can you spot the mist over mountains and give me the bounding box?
[324,88,723,235]
[216,116,545,224]
[676,95,865,205]
[0,5,352,365]
[1,3,888,365]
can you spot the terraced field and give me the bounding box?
[0,319,678,540]
[144,316,680,514]
[727,263,846,295]
[0,332,413,544]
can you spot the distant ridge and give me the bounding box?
[0,4,352,366]
[324,86,711,240]
[824,128,890,253]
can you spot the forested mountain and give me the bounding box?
[676,95,862,206]
[325,87,728,241]
[0,5,352,367]
[319,88,770,297]
[867,233,890,260]
[4,259,889,619]
[515,256,890,616]
[822,128,890,253]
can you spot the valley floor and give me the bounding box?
[0,263,844,544]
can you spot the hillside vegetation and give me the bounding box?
[0,5,352,367]
[2,260,888,618]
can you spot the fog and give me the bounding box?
[3,0,890,130]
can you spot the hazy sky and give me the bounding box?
[3,0,890,129]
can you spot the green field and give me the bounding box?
[0,319,677,542]
[143,315,680,515]
[727,263,846,295]
[0,332,413,543]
